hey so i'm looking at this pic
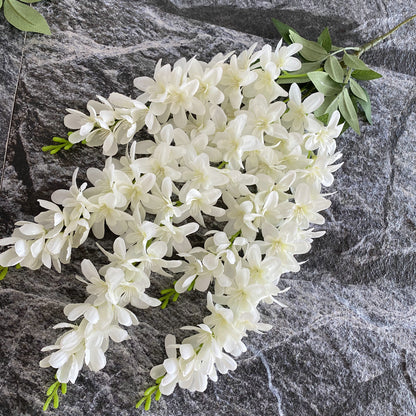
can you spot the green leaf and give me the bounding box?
[61,383,67,395]
[339,88,360,133]
[0,267,8,281]
[307,71,342,96]
[144,395,152,411]
[342,52,369,70]
[155,389,162,401]
[349,79,368,101]
[277,74,310,84]
[314,94,339,117]
[144,385,158,396]
[46,382,58,396]
[289,30,328,61]
[325,94,340,118]
[289,61,322,75]
[271,18,296,45]
[351,69,382,80]
[53,393,59,409]
[4,0,51,34]
[356,88,373,124]
[0,0,3,8]
[317,27,332,52]
[324,55,344,83]
[43,394,53,411]
[136,397,146,408]
[316,114,329,124]
[19,0,43,3]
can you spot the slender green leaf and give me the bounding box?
[307,71,342,96]
[19,0,43,3]
[289,61,322,75]
[315,94,339,117]
[339,89,360,133]
[355,88,373,124]
[46,382,58,396]
[325,94,340,118]
[318,27,332,52]
[43,395,53,411]
[144,385,158,396]
[350,78,368,101]
[53,393,59,409]
[4,0,51,34]
[144,395,152,411]
[272,18,296,45]
[342,52,369,70]
[316,114,329,124]
[0,267,8,280]
[136,397,146,408]
[351,69,382,80]
[0,0,3,8]
[324,55,344,83]
[277,74,310,84]
[155,389,162,401]
[289,30,328,61]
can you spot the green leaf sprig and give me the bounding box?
[0,264,21,282]
[136,377,163,411]
[1,0,51,34]
[43,378,67,411]
[272,14,416,134]
[0,265,8,281]
[159,277,196,309]
[42,133,85,155]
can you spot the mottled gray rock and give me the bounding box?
[1,1,416,415]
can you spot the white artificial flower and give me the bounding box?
[214,114,261,169]
[282,83,324,132]
[304,110,343,154]
[241,94,287,140]
[259,41,302,72]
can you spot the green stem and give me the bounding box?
[358,14,416,57]
[329,46,361,56]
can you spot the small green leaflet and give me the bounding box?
[0,1,3,8]
[278,61,321,84]
[315,94,339,117]
[324,55,344,83]
[307,71,342,96]
[339,88,360,133]
[289,30,328,61]
[317,27,332,52]
[349,78,368,102]
[271,17,296,45]
[3,0,51,34]
[343,52,369,70]
[351,69,382,80]
[291,61,322,74]
[355,87,373,124]
[277,74,310,84]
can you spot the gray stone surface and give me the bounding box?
[1,1,416,415]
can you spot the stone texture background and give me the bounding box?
[1,1,416,415]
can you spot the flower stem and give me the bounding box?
[358,14,416,57]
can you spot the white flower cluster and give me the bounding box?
[0,42,343,395]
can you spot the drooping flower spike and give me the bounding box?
[0,41,343,410]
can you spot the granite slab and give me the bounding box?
[0,1,416,415]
